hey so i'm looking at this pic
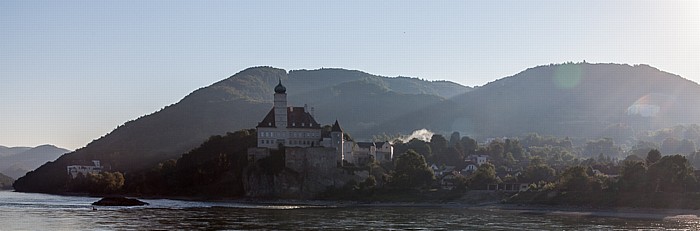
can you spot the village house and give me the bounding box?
[66,160,103,178]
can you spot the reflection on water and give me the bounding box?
[1,191,700,230]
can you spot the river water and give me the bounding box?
[1,190,699,230]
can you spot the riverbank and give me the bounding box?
[11,190,700,221]
[476,204,700,220]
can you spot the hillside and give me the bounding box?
[0,172,13,190]
[14,67,469,193]
[0,145,70,179]
[15,63,700,193]
[372,63,700,142]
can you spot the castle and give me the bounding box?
[248,79,392,169]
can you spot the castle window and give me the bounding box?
[292,123,295,126]
[301,123,305,127]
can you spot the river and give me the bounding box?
[1,190,699,230]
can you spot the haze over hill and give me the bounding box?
[373,63,700,141]
[0,146,32,157]
[15,63,700,193]
[0,145,70,179]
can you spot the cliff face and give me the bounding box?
[243,167,363,199]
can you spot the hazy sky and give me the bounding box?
[2,1,699,150]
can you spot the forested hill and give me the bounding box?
[372,63,700,141]
[15,63,700,193]
[14,67,469,193]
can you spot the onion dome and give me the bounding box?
[274,79,286,94]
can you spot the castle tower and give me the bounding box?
[274,79,288,130]
[330,120,344,164]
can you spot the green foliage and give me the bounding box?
[389,150,435,189]
[646,149,662,165]
[67,172,125,194]
[618,160,648,192]
[122,129,257,196]
[468,163,500,190]
[583,138,621,159]
[647,155,696,192]
[460,136,479,156]
[521,157,556,183]
[557,166,596,192]
[661,138,696,155]
[393,139,432,162]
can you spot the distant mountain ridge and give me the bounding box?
[372,63,700,141]
[0,145,70,179]
[0,146,32,157]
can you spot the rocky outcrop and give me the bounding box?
[93,197,149,206]
[243,167,363,199]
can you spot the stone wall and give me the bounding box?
[285,147,337,174]
[247,147,270,163]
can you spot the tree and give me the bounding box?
[449,132,461,148]
[389,150,435,189]
[647,155,696,192]
[624,154,644,163]
[522,157,556,183]
[558,166,594,192]
[618,160,647,192]
[468,163,500,190]
[583,138,621,158]
[646,149,661,165]
[429,134,449,163]
[394,139,433,162]
[460,136,478,156]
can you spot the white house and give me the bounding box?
[374,141,393,163]
[67,160,103,178]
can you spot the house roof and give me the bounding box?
[356,142,375,148]
[331,120,343,132]
[256,107,321,129]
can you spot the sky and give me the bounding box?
[1,1,699,150]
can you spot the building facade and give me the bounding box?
[253,80,345,164]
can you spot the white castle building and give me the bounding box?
[250,79,344,164]
[249,79,392,166]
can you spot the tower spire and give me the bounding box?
[274,78,286,94]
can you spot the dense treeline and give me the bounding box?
[15,129,257,197]
[121,129,256,197]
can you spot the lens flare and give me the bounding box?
[626,93,674,117]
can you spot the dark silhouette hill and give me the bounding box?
[13,67,469,193]
[0,145,70,179]
[372,63,700,141]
